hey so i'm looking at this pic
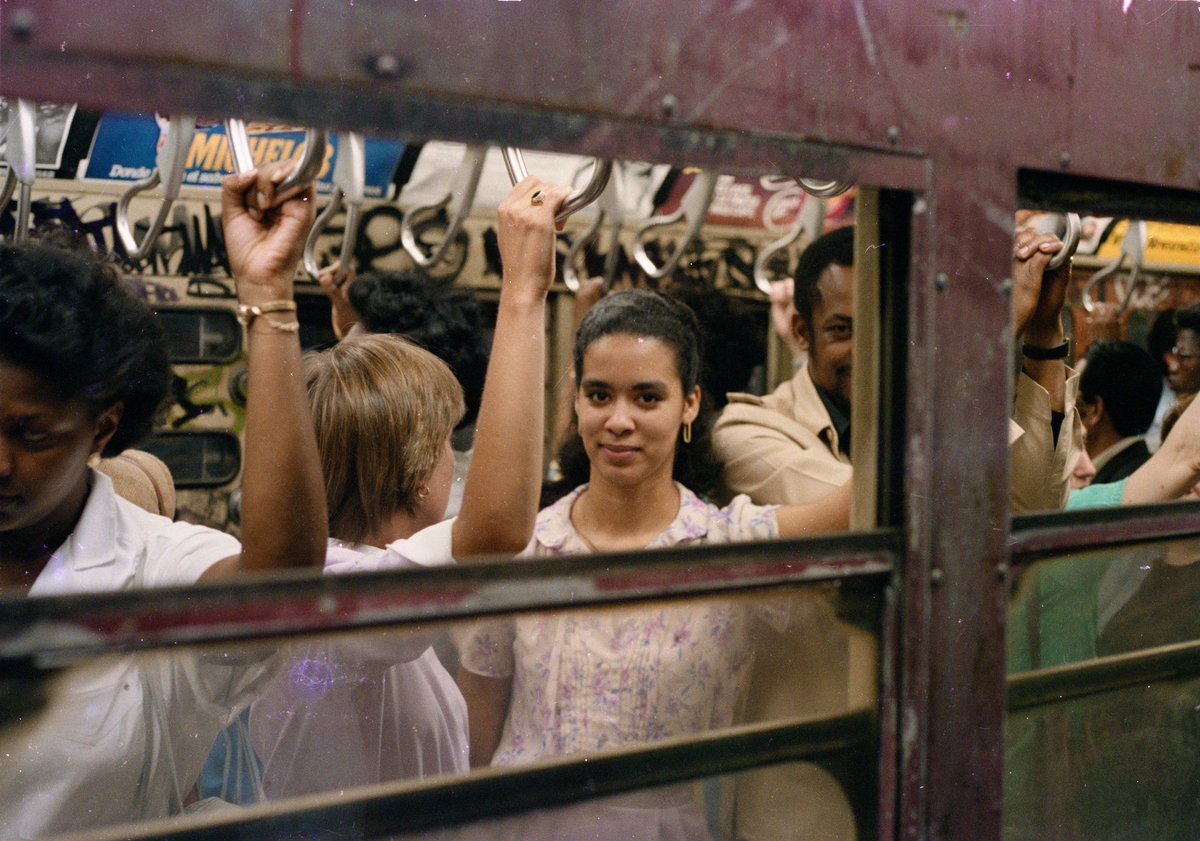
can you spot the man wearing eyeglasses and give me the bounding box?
[1166,304,1200,398]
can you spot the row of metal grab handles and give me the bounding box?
[3,103,1089,297]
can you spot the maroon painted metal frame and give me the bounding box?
[3,3,1199,839]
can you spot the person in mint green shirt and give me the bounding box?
[1010,392,1200,674]
[1006,392,1200,840]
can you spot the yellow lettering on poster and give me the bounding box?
[1095,220,1200,268]
[263,138,288,165]
[317,141,335,180]
[186,133,225,171]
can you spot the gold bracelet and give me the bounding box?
[248,318,300,334]
[236,300,297,328]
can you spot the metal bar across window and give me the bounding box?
[1010,504,1200,570]
[0,532,898,664]
[57,709,877,841]
[1007,638,1200,711]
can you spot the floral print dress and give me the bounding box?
[458,484,782,841]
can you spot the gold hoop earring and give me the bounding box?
[682,422,692,444]
[417,485,431,500]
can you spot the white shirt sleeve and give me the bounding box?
[142,520,241,588]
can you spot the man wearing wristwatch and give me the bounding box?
[714,224,1082,514]
[712,222,1082,841]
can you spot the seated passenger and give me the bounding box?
[1077,340,1161,485]
[249,178,566,796]
[457,289,851,841]
[1165,303,1200,404]
[0,165,326,837]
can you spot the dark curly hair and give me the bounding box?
[544,289,722,504]
[0,234,171,456]
[348,270,488,427]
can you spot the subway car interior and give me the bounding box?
[1,3,1200,840]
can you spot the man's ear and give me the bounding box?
[90,402,125,458]
[791,312,811,353]
[1079,396,1103,431]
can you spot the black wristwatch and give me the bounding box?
[1021,341,1070,361]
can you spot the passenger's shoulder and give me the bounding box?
[715,390,807,439]
[716,391,785,428]
[114,493,235,555]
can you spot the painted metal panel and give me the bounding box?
[2,2,1197,189]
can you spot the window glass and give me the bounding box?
[156,308,241,363]
[2,585,881,839]
[142,431,241,487]
[1006,535,1200,840]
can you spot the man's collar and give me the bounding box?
[1091,436,1144,473]
[815,385,852,458]
[61,471,120,571]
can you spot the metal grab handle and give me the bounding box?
[115,114,197,262]
[632,170,718,280]
[6,99,38,242]
[224,119,328,194]
[0,169,15,216]
[796,178,852,199]
[400,144,486,268]
[563,166,624,293]
[1082,219,1145,314]
[752,196,826,295]
[1046,211,1081,271]
[303,190,343,280]
[501,147,613,223]
[302,132,365,283]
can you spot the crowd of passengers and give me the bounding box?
[2,167,1198,841]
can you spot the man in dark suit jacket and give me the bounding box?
[1078,340,1162,485]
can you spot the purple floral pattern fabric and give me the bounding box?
[460,484,781,766]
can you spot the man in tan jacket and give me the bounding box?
[715,225,1082,513]
[714,223,1082,841]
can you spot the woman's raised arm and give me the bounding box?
[1121,395,1200,505]
[452,178,572,559]
[200,166,327,579]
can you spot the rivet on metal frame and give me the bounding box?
[7,9,36,42]
[368,53,405,80]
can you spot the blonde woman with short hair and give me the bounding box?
[250,178,571,796]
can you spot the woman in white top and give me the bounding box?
[249,178,572,796]
[0,165,327,837]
